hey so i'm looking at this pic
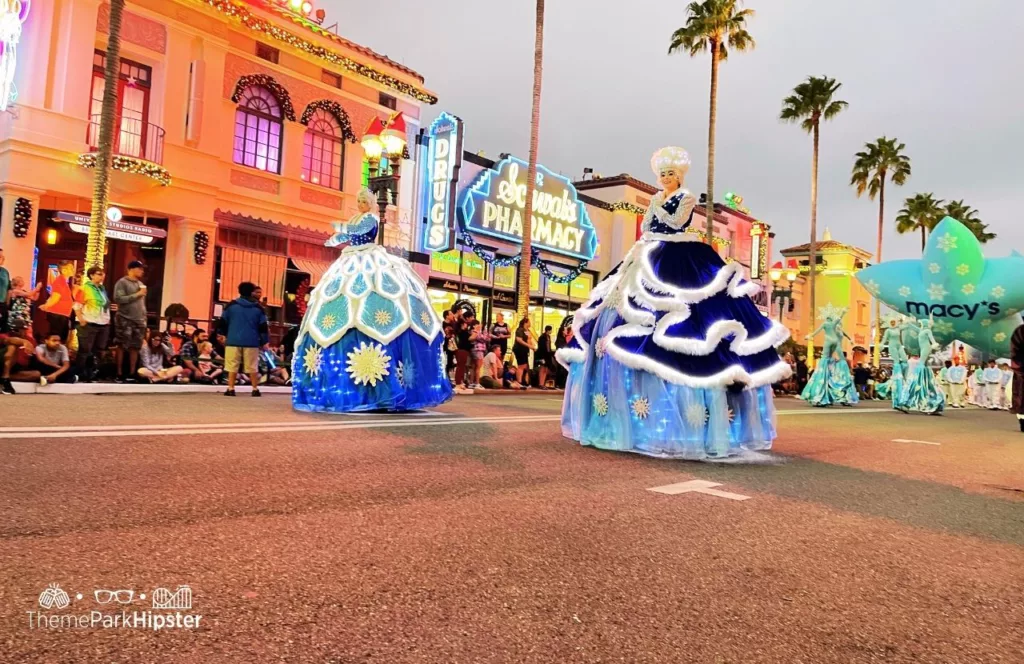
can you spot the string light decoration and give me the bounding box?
[609,201,646,215]
[200,0,437,104]
[231,74,296,121]
[300,100,356,142]
[78,153,172,186]
[12,197,31,238]
[193,231,209,264]
[457,226,589,284]
[685,226,730,247]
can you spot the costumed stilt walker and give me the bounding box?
[1011,323,1024,432]
[800,308,858,407]
[555,147,791,460]
[946,361,967,408]
[876,316,907,405]
[896,317,944,414]
[291,189,453,412]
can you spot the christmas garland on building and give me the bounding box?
[299,100,357,142]
[200,0,437,104]
[231,74,297,121]
[13,197,32,238]
[77,153,172,186]
[457,225,589,284]
[295,278,311,317]
[193,231,209,264]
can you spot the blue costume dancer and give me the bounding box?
[800,308,858,406]
[556,147,791,460]
[896,317,944,414]
[876,316,907,404]
[292,189,453,412]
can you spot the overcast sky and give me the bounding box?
[325,0,1022,260]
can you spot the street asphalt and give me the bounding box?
[1,392,1022,663]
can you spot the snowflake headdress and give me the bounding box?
[650,146,691,182]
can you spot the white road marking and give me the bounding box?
[647,479,751,501]
[777,408,893,416]
[0,415,561,440]
[892,438,942,446]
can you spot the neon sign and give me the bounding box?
[420,112,463,253]
[459,156,598,261]
[0,0,29,111]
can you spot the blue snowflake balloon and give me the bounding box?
[856,217,1024,356]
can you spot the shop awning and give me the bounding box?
[289,258,333,287]
[220,247,287,307]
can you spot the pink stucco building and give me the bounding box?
[0,0,433,331]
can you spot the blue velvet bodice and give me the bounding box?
[649,192,694,235]
[326,212,379,247]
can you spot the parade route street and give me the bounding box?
[1,393,1022,663]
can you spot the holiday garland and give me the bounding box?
[12,197,32,238]
[609,200,646,215]
[193,231,209,264]
[77,153,172,186]
[300,100,357,142]
[295,278,311,317]
[457,224,589,284]
[231,74,296,121]
[200,0,437,104]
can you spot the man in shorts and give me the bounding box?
[112,261,148,382]
[219,282,269,397]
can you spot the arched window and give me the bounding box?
[301,108,344,189]
[233,85,282,173]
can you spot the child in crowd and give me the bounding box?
[6,277,43,331]
[33,332,76,384]
[197,341,223,382]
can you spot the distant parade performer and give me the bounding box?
[945,361,967,408]
[1011,323,1024,432]
[1000,360,1013,410]
[936,361,951,404]
[982,360,1003,411]
[896,317,944,414]
[800,308,857,407]
[556,146,791,460]
[291,189,452,412]
[876,316,907,405]
[970,364,986,407]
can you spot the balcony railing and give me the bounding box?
[87,114,165,165]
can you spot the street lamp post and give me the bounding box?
[360,112,407,247]
[768,262,798,323]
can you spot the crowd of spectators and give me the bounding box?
[0,250,291,395]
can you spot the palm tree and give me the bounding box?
[850,137,911,366]
[895,193,944,251]
[780,76,848,360]
[669,0,755,245]
[86,0,126,269]
[944,200,996,243]
[517,0,544,321]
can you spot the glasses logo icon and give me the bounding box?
[94,589,134,605]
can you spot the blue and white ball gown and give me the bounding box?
[292,212,453,412]
[556,189,791,460]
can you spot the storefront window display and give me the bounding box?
[462,252,487,281]
[493,265,515,290]
[430,250,461,276]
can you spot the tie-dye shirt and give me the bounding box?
[74,281,110,325]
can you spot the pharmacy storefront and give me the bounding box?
[417,114,600,332]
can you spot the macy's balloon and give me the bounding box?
[856,217,1024,357]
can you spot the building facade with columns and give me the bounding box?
[0,0,432,335]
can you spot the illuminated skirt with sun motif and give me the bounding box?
[555,236,792,460]
[292,244,453,412]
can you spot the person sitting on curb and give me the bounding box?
[138,332,186,383]
[1,324,45,393]
[219,282,269,397]
[34,332,77,385]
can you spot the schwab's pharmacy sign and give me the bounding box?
[459,157,598,261]
[420,112,463,253]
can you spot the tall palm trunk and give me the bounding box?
[807,122,819,363]
[920,225,926,252]
[86,0,126,269]
[704,41,719,245]
[517,0,544,321]
[872,178,885,367]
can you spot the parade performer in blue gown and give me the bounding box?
[876,316,907,404]
[896,317,944,414]
[800,308,858,406]
[556,146,791,460]
[292,189,453,412]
